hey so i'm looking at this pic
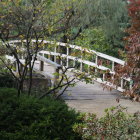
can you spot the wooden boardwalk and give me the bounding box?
[33,62,140,117]
[62,81,140,117]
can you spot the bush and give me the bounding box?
[0,88,81,140]
[73,106,140,140]
[0,72,16,88]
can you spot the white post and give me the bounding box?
[21,42,24,60]
[73,59,76,67]
[80,61,83,72]
[121,78,124,89]
[112,61,115,71]
[66,47,69,67]
[95,55,98,73]
[54,47,57,62]
[80,51,83,71]
[60,57,63,65]
[95,55,98,65]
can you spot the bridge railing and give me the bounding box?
[8,40,131,92]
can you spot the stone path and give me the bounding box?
[62,81,140,118]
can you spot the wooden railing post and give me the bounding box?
[80,61,83,72]
[121,78,124,89]
[112,61,115,71]
[66,46,69,67]
[95,55,98,65]
[73,59,76,67]
[54,47,57,63]
[80,51,83,72]
[103,73,105,81]
[95,55,98,72]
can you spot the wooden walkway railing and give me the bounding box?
[6,40,131,92]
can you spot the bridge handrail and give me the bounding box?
[8,40,125,66]
[36,54,61,69]
[5,39,131,92]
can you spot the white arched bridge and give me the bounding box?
[3,39,140,117]
[7,39,131,92]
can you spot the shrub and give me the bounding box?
[73,106,140,140]
[0,72,16,88]
[0,88,81,140]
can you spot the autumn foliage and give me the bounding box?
[117,0,140,100]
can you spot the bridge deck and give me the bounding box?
[33,62,140,117]
[63,81,140,117]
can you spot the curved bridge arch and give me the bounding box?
[6,39,131,92]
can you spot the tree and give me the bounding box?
[0,0,89,98]
[0,0,53,96]
[115,0,140,100]
[46,0,83,43]
[78,0,129,54]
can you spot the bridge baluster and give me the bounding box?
[80,62,83,72]
[73,59,76,67]
[54,47,57,63]
[112,61,115,71]
[66,47,69,67]
[103,73,105,81]
[80,51,83,72]
[95,55,98,65]
[121,78,124,89]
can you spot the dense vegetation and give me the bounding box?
[0,88,81,140]
[0,72,16,88]
[0,88,139,140]
[114,0,140,99]
[74,106,140,140]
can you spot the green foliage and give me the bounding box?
[73,106,140,140]
[0,72,16,88]
[80,0,129,49]
[0,88,81,140]
[73,27,116,55]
